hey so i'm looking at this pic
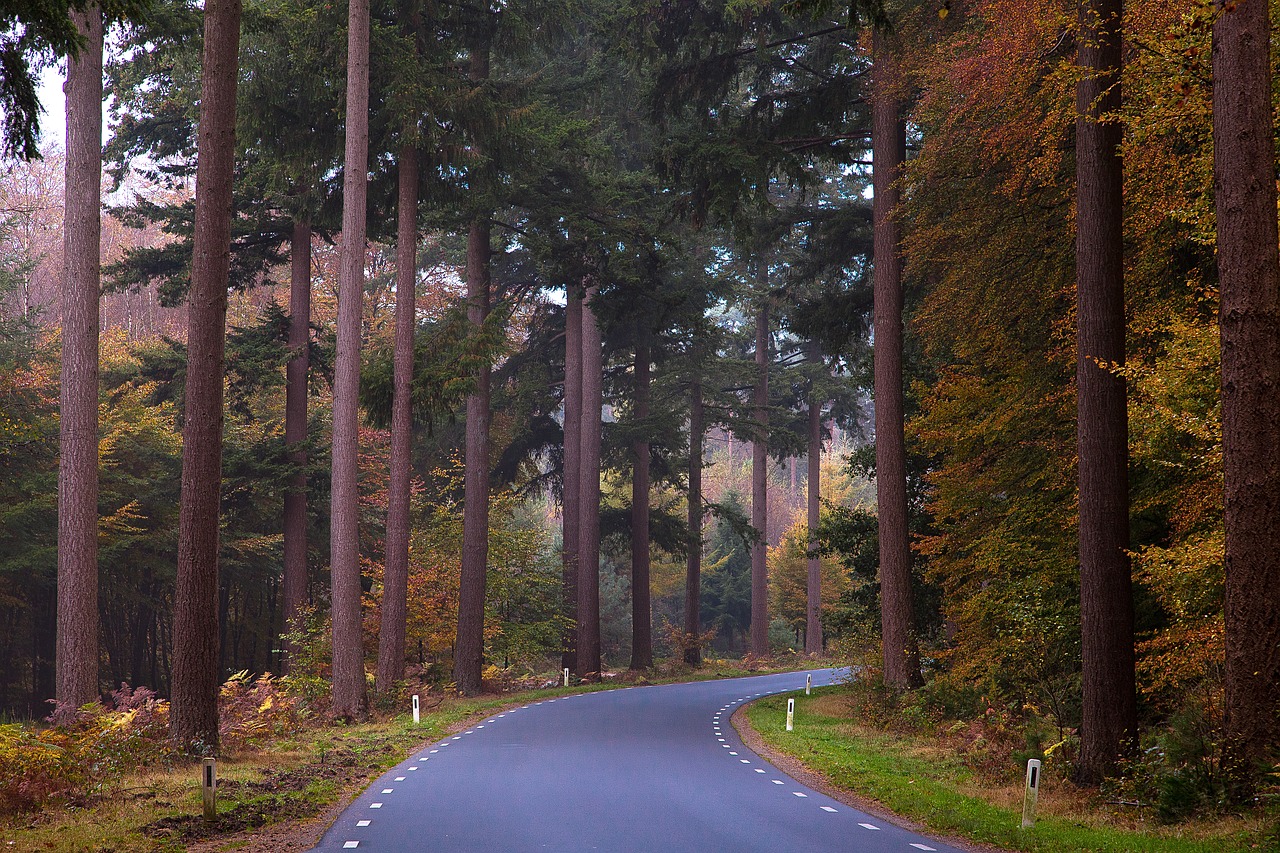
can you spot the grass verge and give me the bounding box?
[743,687,1270,853]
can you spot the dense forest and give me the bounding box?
[2,0,1279,820]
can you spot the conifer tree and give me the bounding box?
[1074,0,1135,783]
[171,0,243,748]
[57,2,103,710]
[330,0,372,719]
[1213,0,1280,794]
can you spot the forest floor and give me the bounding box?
[0,656,820,852]
[739,687,1275,853]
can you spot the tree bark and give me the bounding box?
[377,143,418,693]
[629,336,652,670]
[171,0,241,749]
[454,34,493,697]
[56,4,102,710]
[683,356,704,666]
[329,0,371,719]
[872,33,917,689]
[1213,0,1280,794]
[454,211,491,696]
[281,218,311,671]
[749,296,770,657]
[805,345,823,656]
[561,289,582,674]
[1075,0,1136,784]
[576,283,603,678]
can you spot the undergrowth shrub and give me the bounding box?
[219,671,308,752]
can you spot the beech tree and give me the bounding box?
[1212,0,1280,794]
[1074,0,1135,783]
[56,3,103,711]
[170,0,242,748]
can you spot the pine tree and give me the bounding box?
[871,31,916,689]
[56,3,103,711]
[329,0,372,719]
[629,334,653,670]
[1074,0,1135,783]
[376,141,418,692]
[171,0,242,749]
[1212,0,1280,795]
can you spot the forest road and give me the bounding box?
[308,668,965,852]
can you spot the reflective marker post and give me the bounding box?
[786,698,795,732]
[201,757,216,822]
[412,694,420,725]
[564,667,570,687]
[1022,759,1041,828]
[805,674,812,696]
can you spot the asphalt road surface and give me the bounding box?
[309,669,966,852]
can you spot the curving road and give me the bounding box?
[309,669,965,852]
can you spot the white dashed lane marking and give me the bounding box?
[772,780,784,785]
[394,776,405,781]
[859,822,880,830]
[381,788,394,794]
[792,792,808,798]
[357,819,371,826]
[739,759,750,764]
[370,803,383,809]
[821,806,837,813]
[343,842,359,849]
[910,846,937,851]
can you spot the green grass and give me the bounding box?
[745,688,1268,853]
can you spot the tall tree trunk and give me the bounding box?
[376,143,418,693]
[1213,0,1280,794]
[454,211,491,696]
[629,335,652,670]
[561,289,582,674]
[329,0,371,719]
[56,4,102,710]
[576,283,603,678]
[683,355,704,666]
[454,35,493,697]
[171,0,241,748]
[805,345,823,656]
[872,34,917,689]
[281,218,311,671]
[1075,0,1136,784]
[749,296,770,657]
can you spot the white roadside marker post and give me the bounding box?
[806,674,812,695]
[564,667,570,687]
[1022,759,1041,828]
[201,757,217,822]
[786,698,795,732]
[412,694,420,725]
